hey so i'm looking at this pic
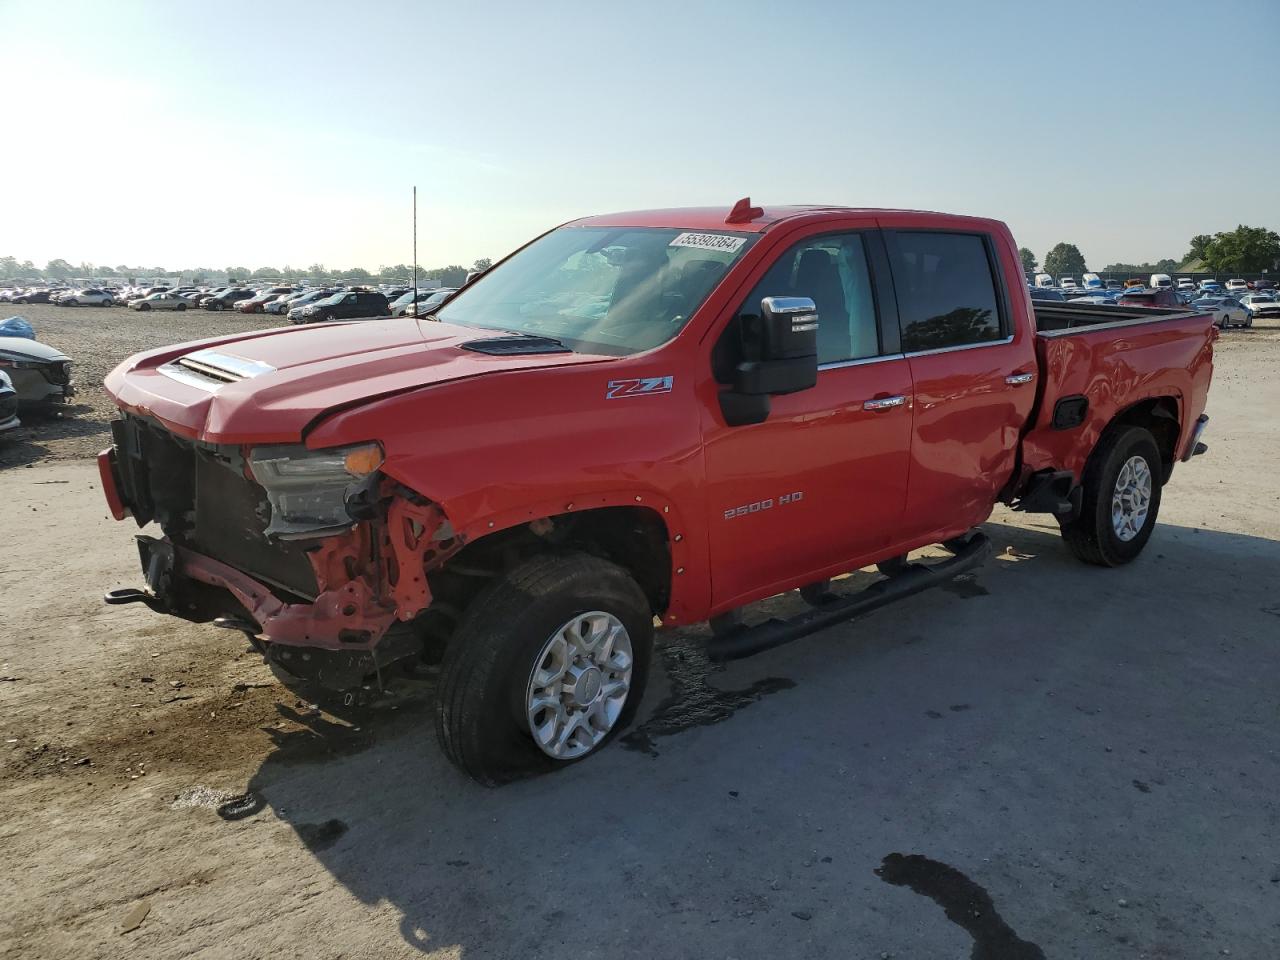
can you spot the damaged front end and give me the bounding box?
[100,414,462,690]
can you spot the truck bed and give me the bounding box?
[1033,300,1198,333]
[1021,301,1216,482]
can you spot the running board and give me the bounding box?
[707,532,993,662]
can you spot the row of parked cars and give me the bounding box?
[1028,275,1278,330]
[0,282,459,324]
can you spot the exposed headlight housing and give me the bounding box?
[249,442,383,539]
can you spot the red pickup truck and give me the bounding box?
[99,202,1215,784]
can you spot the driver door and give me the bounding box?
[699,225,914,610]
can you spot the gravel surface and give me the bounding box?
[1,315,1278,959]
[0,303,272,468]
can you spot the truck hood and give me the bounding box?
[103,317,610,444]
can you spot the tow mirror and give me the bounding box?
[719,296,819,426]
[733,296,819,395]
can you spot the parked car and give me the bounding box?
[402,288,458,317]
[281,290,337,321]
[1225,279,1248,293]
[98,202,1216,784]
[1118,288,1182,309]
[1191,296,1250,328]
[1105,279,1124,290]
[295,290,389,323]
[10,290,53,304]
[131,292,190,311]
[264,290,314,315]
[237,288,296,314]
[61,288,115,307]
[0,336,74,405]
[1198,279,1223,292]
[203,288,254,311]
[1176,278,1197,291]
[1059,277,1078,290]
[0,370,19,435]
[1240,293,1280,321]
[1149,273,1173,289]
[1028,287,1066,302]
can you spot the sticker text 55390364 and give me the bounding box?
[669,233,748,254]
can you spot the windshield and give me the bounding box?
[435,226,756,355]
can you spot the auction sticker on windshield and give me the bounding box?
[669,233,747,254]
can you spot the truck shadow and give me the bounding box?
[238,516,1280,956]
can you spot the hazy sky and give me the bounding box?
[2,0,1276,272]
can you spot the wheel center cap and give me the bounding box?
[568,666,602,707]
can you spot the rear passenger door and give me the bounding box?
[881,226,1037,542]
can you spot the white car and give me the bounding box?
[1059,277,1078,290]
[130,292,190,311]
[1193,296,1250,328]
[1240,293,1280,321]
[1176,278,1196,290]
[61,288,114,307]
[1225,279,1248,293]
[0,370,19,435]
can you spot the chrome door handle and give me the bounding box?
[863,395,907,411]
[1005,372,1035,385]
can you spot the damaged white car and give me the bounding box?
[0,337,75,406]
[0,370,19,434]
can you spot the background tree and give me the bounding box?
[425,264,469,286]
[306,263,328,279]
[1203,225,1280,275]
[341,266,372,281]
[1018,247,1038,274]
[1043,243,1087,279]
[225,266,250,282]
[472,257,493,272]
[44,258,73,280]
[251,266,281,279]
[1186,234,1214,263]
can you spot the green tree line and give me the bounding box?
[1021,224,1279,278]
[0,257,493,287]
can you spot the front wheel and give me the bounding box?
[137,303,151,311]
[1060,425,1162,566]
[177,302,186,311]
[435,551,653,785]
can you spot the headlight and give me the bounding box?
[249,442,383,539]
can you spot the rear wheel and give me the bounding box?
[1060,425,1162,566]
[177,302,186,311]
[137,302,151,311]
[435,551,653,785]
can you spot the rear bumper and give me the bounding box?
[1182,414,1210,462]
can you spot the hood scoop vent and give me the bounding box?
[460,334,571,356]
[158,349,277,391]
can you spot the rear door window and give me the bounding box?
[885,232,1006,352]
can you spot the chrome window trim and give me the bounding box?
[819,352,906,371]
[903,335,1014,359]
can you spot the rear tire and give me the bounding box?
[435,551,653,786]
[177,302,186,311]
[1060,425,1162,567]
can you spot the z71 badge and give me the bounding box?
[606,376,674,399]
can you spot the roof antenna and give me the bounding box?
[412,185,418,309]
[725,196,763,224]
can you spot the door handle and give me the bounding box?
[1005,372,1035,385]
[863,394,907,411]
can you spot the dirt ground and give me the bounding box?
[0,304,272,468]
[1,311,1278,959]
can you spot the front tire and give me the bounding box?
[177,302,186,311]
[1060,425,1162,566]
[435,551,653,786]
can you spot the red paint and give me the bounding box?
[97,448,128,521]
[101,204,1216,648]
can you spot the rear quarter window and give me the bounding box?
[886,232,1005,352]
